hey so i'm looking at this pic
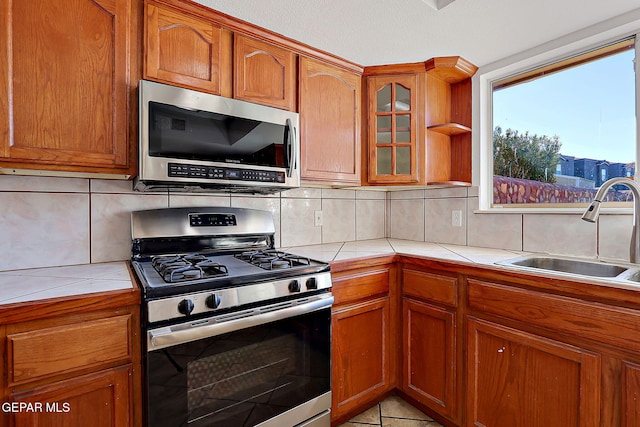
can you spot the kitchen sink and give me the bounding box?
[497,254,640,282]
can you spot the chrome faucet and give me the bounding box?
[581,177,640,264]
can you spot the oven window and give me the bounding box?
[146,308,330,427]
[148,102,287,168]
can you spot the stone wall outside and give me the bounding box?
[493,176,630,204]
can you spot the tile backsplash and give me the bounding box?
[389,186,634,262]
[0,176,386,271]
[0,175,634,271]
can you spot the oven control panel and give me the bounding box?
[189,213,237,227]
[146,272,332,324]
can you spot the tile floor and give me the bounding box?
[337,395,444,427]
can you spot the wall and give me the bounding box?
[0,176,385,271]
[389,186,633,262]
[2,174,633,272]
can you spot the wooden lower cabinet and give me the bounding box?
[0,293,140,427]
[332,297,391,421]
[331,258,640,427]
[402,298,456,421]
[466,317,601,427]
[329,260,396,425]
[10,366,132,427]
[623,362,640,426]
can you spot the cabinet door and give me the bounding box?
[10,366,132,427]
[299,58,361,185]
[623,362,640,427]
[0,0,134,174]
[402,298,456,420]
[145,3,231,95]
[467,318,601,427]
[367,75,420,184]
[332,297,390,420]
[234,34,296,110]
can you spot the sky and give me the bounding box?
[493,47,636,164]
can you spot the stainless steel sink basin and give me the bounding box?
[497,255,640,282]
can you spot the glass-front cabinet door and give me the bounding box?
[367,74,419,183]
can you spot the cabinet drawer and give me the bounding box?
[403,269,457,307]
[332,269,390,306]
[468,279,640,352]
[8,315,132,386]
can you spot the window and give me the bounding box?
[489,37,637,208]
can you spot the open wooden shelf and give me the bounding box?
[427,123,471,136]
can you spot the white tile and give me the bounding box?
[523,214,597,257]
[280,198,322,247]
[90,179,142,194]
[387,240,468,262]
[321,188,356,199]
[356,189,387,200]
[322,198,356,243]
[341,239,394,252]
[356,199,386,240]
[1,278,133,304]
[598,214,633,262]
[0,274,83,302]
[231,196,281,247]
[424,187,468,198]
[0,175,89,192]
[424,198,467,245]
[281,188,322,198]
[0,192,90,271]
[389,199,425,241]
[441,244,525,264]
[168,194,230,207]
[7,262,129,279]
[90,194,168,263]
[389,189,425,199]
[281,243,343,262]
[467,198,523,251]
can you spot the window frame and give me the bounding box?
[476,17,640,213]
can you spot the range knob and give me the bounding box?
[206,294,222,309]
[306,277,318,290]
[177,299,195,316]
[288,280,301,293]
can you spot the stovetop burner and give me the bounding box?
[234,250,312,270]
[151,254,229,283]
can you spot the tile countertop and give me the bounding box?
[283,238,526,265]
[0,240,524,305]
[3,239,636,305]
[0,262,134,305]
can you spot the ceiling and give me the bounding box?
[197,0,640,68]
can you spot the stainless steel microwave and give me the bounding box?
[134,80,300,194]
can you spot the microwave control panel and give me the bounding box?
[168,163,286,183]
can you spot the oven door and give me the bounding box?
[145,294,333,427]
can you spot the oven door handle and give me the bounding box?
[148,293,334,351]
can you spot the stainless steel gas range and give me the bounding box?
[130,207,333,427]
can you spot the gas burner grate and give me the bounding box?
[151,254,229,283]
[234,250,311,270]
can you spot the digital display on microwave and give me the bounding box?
[147,102,287,169]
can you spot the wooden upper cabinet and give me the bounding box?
[144,2,232,96]
[362,57,476,186]
[234,34,296,110]
[366,73,421,184]
[299,57,361,185]
[0,0,137,175]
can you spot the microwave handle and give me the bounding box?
[285,118,296,178]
